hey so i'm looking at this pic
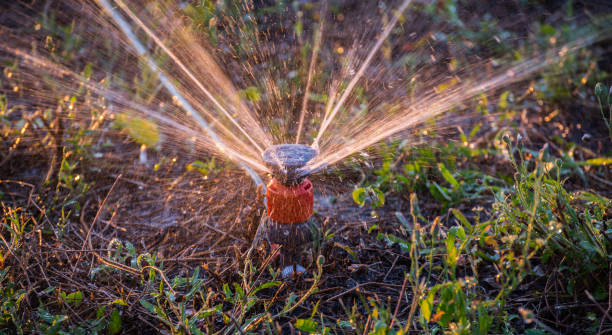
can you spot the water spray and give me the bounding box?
[262,144,317,276]
[96,0,265,188]
[100,0,320,275]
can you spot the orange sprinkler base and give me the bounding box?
[266,177,314,224]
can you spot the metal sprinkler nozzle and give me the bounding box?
[261,144,317,277]
[262,144,317,186]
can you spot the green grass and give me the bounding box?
[348,136,610,334]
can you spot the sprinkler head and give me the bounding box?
[262,144,317,186]
[263,144,316,225]
[262,144,317,277]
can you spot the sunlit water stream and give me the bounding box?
[0,0,605,186]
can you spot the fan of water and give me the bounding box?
[0,0,606,187]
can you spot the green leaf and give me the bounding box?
[251,281,281,295]
[352,187,367,206]
[64,291,83,307]
[337,320,352,328]
[240,86,261,102]
[580,157,612,166]
[334,242,358,260]
[83,63,93,80]
[194,305,222,320]
[497,90,510,110]
[371,187,385,208]
[451,209,472,232]
[186,159,216,175]
[372,320,389,335]
[477,303,492,334]
[395,211,411,230]
[0,94,6,113]
[453,226,467,242]
[309,92,328,103]
[233,283,245,299]
[139,299,156,314]
[419,289,436,322]
[294,21,303,38]
[438,163,459,189]
[468,123,481,140]
[282,294,297,313]
[41,286,56,295]
[377,233,410,252]
[96,306,107,319]
[109,308,122,335]
[223,283,233,301]
[446,230,458,269]
[429,182,451,202]
[190,266,201,285]
[115,113,160,147]
[112,298,128,306]
[539,24,556,37]
[295,319,318,333]
[46,315,68,334]
[459,132,468,144]
[37,308,56,323]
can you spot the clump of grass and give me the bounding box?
[498,136,610,281]
[345,134,610,334]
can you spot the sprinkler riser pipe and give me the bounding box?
[262,144,316,271]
